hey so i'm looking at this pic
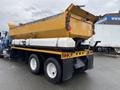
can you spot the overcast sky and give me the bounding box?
[0,0,120,31]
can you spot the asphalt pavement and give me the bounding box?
[0,55,120,90]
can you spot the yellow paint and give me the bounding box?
[11,46,93,59]
[9,4,98,39]
[11,46,62,55]
[61,50,93,59]
[70,14,93,39]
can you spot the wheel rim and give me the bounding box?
[30,58,37,71]
[46,63,57,78]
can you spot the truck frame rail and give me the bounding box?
[11,46,93,59]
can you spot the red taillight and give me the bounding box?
[66,16,72,32]
[68,24,72,32]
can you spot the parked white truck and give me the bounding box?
[89,12,120,55]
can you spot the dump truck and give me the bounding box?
[2,4,98,83]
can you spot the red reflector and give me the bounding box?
[64,53,70,57]
[68,24,72,32]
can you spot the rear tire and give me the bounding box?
[29,54,43,74]
[44,58,62,84]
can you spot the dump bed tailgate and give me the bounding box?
[66,4,98,39]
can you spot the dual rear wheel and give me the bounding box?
[29,54,62,83]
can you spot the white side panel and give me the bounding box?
[12,38,75,47]
[93,24,120,47]
[58,38,75,47]
[27,38,58,47]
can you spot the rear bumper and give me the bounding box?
[62,55,94,81]
[61,50,93,59]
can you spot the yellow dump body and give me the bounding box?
[9,4,98,39]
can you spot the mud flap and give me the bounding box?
[62,59,74,81]
[86,55,94,69]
